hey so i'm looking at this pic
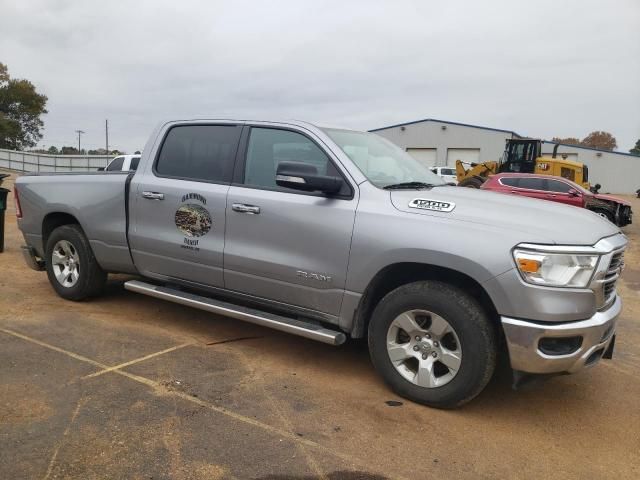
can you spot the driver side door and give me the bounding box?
[223,125,358,316]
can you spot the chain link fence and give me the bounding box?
[0,148,112,173]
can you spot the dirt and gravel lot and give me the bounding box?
[1,169,639,479]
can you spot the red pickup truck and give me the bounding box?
[481,173,632,227]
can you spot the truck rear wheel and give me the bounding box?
[45,224,107,301]
[368,280,497,408]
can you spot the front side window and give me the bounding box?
[440,168,455,176]
[323,129,444,188]
[547,179,573,193]
[244,128,334,190]
[106,156,124,171]
[155,125,241,183]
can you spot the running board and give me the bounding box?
[124,280,346,346]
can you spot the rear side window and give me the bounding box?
[129,157,140,171]
[107,157,124,171]
[441,168,455,176]
[517,177,545,191]
[500,177,519,187]
[155,125,242,183]
[547,179,573,193]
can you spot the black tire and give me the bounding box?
[458,176,485,188]
[368,280,497,408]
[590,208,615,224]
[45,224,107,301]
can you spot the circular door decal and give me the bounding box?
[175,204,212,237]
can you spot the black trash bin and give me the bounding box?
[0,187,8,253]
[0,173,10,253]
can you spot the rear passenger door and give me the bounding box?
[129,123,242,287]
[224,125,357,316]
[515,177,547,201]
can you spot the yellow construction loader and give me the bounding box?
[456,139,590,189]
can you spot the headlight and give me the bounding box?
[513,248,599,288]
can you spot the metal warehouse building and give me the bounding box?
[371,118,639,194]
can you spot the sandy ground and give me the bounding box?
[1,169,638,480]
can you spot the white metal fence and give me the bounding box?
[0,148,112,173]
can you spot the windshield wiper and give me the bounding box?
[383,182,441,190]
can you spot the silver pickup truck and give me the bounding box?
[15,119,627,408]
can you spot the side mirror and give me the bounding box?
[568,189,580,197]
[276,162,343,194]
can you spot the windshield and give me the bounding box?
[323,128,446,188]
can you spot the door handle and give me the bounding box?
[232,203,261,214]
[142,191,164,200]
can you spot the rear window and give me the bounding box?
[106,156,124,171]
[517,177,545,191]
[155,125,242,183]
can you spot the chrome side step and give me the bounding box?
[124,280,346,346]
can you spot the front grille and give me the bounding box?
[601,250,624,308]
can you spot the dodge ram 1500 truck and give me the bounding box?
[15,119,627,408]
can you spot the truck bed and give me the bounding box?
[15,171,137,274]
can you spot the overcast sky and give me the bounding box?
[1,0,639,153]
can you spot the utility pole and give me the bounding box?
[75,130,85,153]
[105,119,109,154]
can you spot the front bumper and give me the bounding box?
[501,294,621,374]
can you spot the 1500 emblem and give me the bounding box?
[409,198,455,212]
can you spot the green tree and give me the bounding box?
[0,63,48,150]
[47,145,59,154]
[60,146,79,155]
[552,137,581,145]
[581,131,617,151]
[630,138,640,156]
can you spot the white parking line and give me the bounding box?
[81,343,192,379]
[0,326,410,480]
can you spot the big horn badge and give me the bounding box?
[175,204,212,237]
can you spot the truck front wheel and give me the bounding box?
[368,280,497,408]
[45,224,107,301]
